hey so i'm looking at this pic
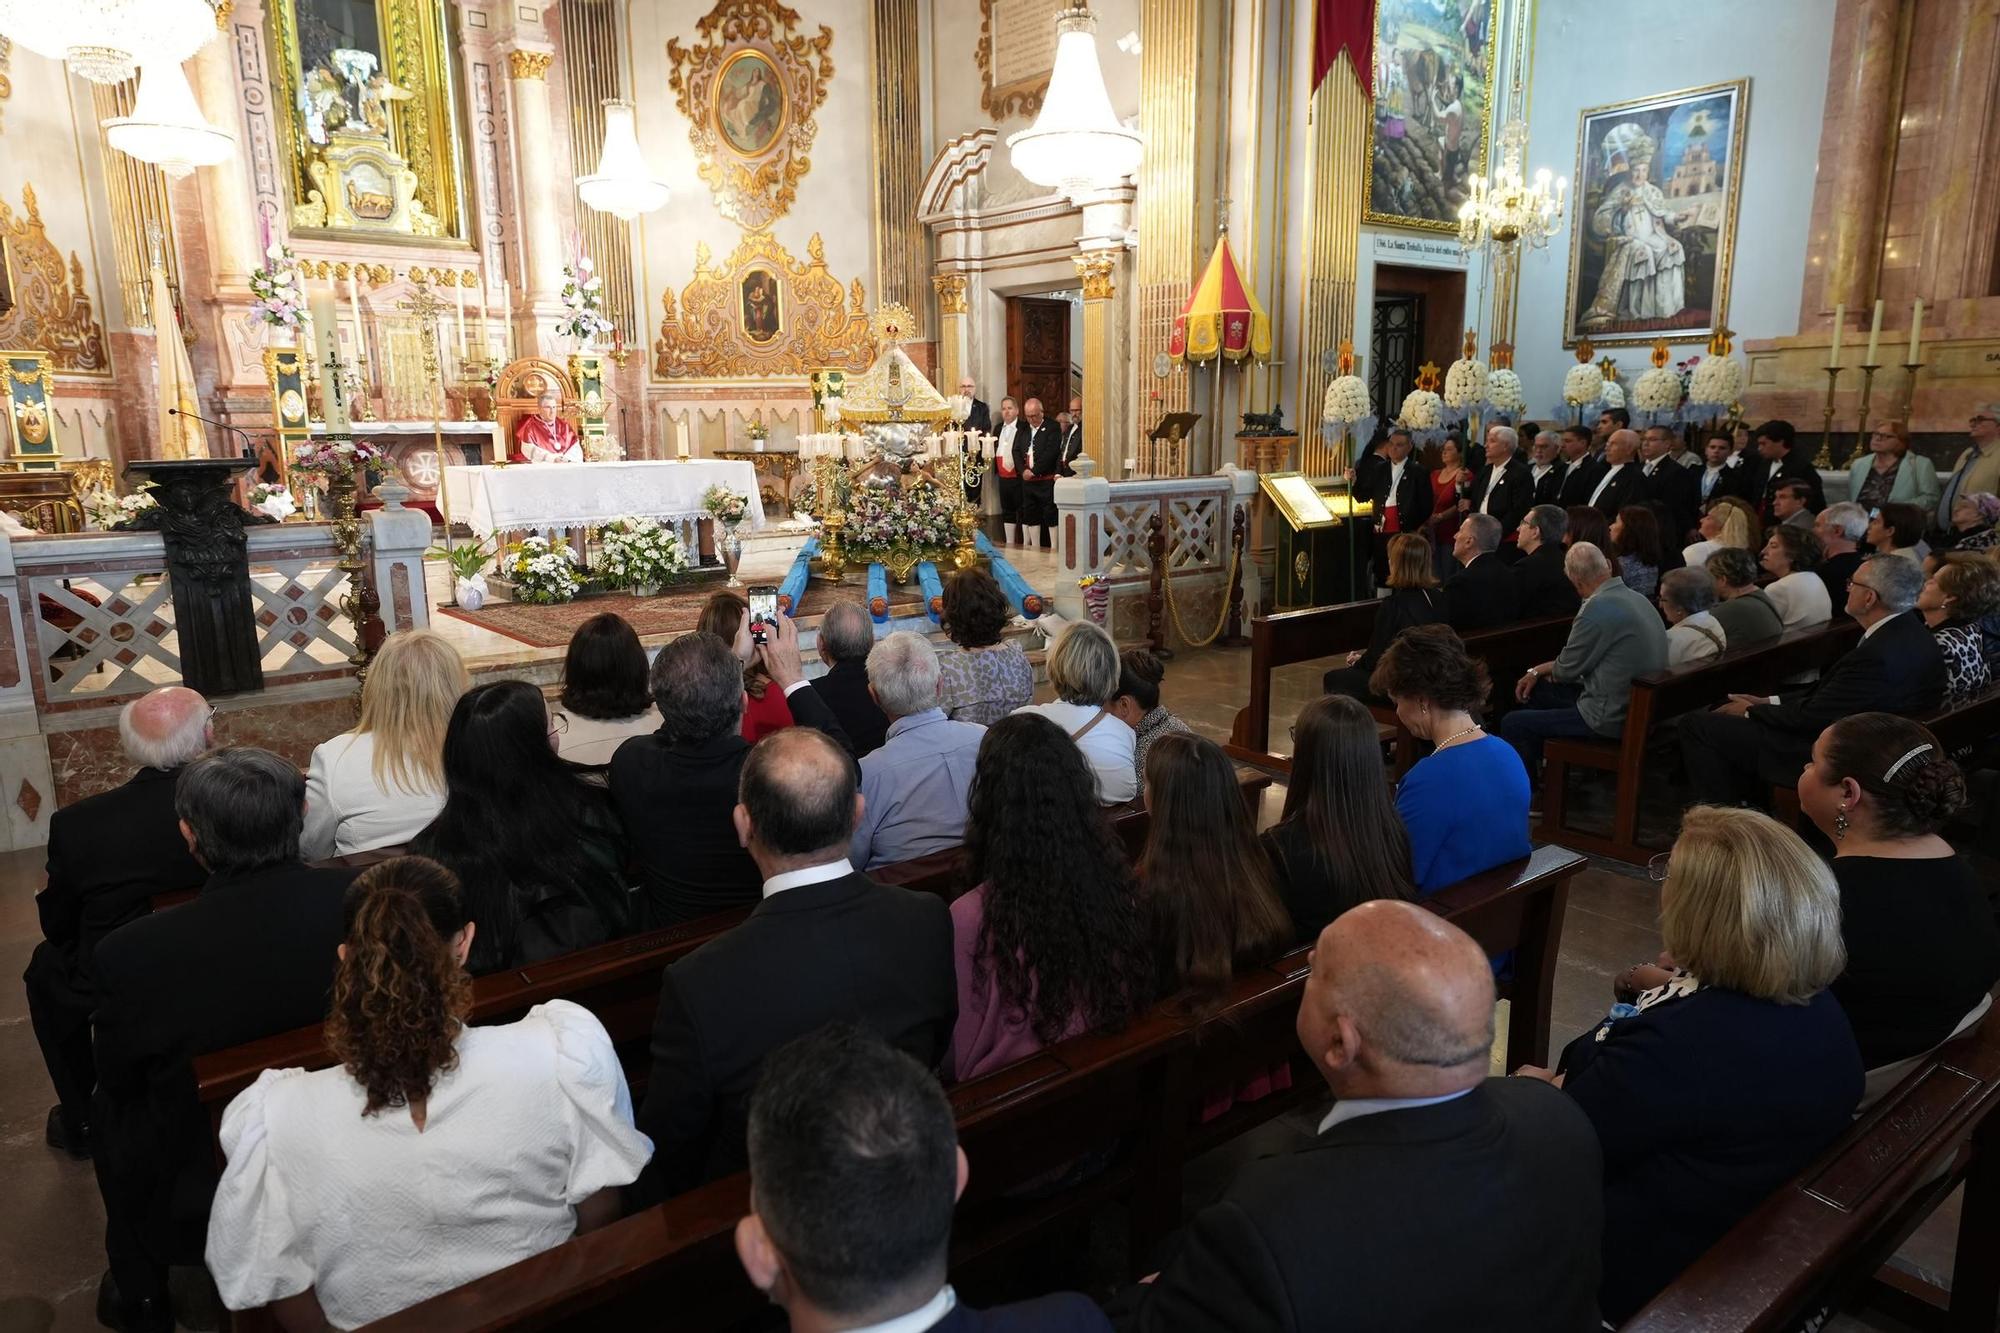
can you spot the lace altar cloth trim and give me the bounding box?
[441,460,767,538]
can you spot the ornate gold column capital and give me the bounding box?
[931,272,969,315]
[1074,252,1118,301]
[506,49,554,80]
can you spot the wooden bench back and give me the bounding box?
[1230,598,1384,752]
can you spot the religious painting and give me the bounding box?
[715,49,787,157]
[741,269,782,343]
[1564,79,1750,347]
[1364,0,1498,232]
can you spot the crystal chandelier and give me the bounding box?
[1006,7,1142,199]
[0,0,223,85]
[104,61,233,178]
[577,100,671,220]
[1457,120,1567,272]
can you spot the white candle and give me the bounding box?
[1909,299,1924,363]
[308,287,350,432]
[347,268,368,365]
[1866,299,1883,365]
[475,267,488,356]
[1828,303,1845,369]
[677,414,690,460]
[453,273,468,358]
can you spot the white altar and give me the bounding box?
[442,460,769,539]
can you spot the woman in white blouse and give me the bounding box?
[1013,620,1137,804]
[302,630,468,859]
[1681,494,1759,571]
[547,612,661,768]
[1760,525,1833,629]
[206,856,651,1329]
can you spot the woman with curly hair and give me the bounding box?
[947,714,1151,1082]
[1760,523,1831,629]
[935,566,1033,724]
[1919,553,2000,702]
[205,857,651,1329]
[697,590,793,742]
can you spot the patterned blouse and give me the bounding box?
[1618,555,1660,601]
[1132,705,1193,786]
[1855,457,1903,511]
[936,641,1035,725]
[1935,621,1993,703]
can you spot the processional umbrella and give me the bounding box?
[1168,234,1270,470]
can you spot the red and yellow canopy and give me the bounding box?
[1169,236,1271,365]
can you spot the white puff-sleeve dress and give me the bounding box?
[205,1000,652,1329]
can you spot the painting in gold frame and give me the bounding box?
[1363,0,1499,233]
[715,49,788,158]
[267,0,469,241]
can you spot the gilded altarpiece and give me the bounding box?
[654,233,873,379]
[0,187,109,375]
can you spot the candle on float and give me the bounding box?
[453,273,468,357]
[1828,303,1845,368]
[1909,300,1924,363]
[1866,299,1884,365]
[347,267,368,366]
[307,287,351,432]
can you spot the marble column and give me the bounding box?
[190,33,273,391]
[932,273,968,393]
[1917,0,2000,304]
[1823,0,1905,317]
[1073,250,1119,476]
[505,48,566,349]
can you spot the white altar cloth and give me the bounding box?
[442,460,767,538]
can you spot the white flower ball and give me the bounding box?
[1688,355,1745,406]
[1634,366,1682,411]
[1398,389,1443,430]
[1443,358,1489,409]
[1486,369,1526,414]
[1321,375,1371,423]
[1562,363,1604,406]
[1599,379,1626,409]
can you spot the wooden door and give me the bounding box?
[1006,297,1071,419]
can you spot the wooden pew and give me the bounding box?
[359,845,1586,1333]
[1625,992,2000,1332]
[1770,679,2000,832]
[1538,620,1862,864]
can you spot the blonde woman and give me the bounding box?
[1847,419,1941,515]
[1012,621,1135,805]
[1518,806,1862,1323]
[1680,494,1759,570]
[303,630,469,859]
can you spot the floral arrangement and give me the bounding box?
[293,437,384,483]
[248,244,306,330]
[502,535,583,605]
[553,255,615,345]
[1443,358,1489,411]
[1687,353,1744,408]
[845,479,956,552]
[1562,362,1606,407]
[86,488,155,530]
[702,484,750,527]
[1633,365,1685,416]
[1485,368,1526,415]
[746,421,769,443]
[1322,375,1371,424]
[1599,378,1626,409]
[247,482,296,522]
[1398,388,1444,431]
[596,515,686,589]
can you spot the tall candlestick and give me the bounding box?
[453,273,468,358]
[1909,299,1924,363]
[1828,303,1845,368]
[1865,299,1884,365]
[499,279,514,360]
[347,268,368,365]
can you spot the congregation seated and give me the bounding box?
[1371,626,1530,892]
[948,714,1148,1082]
[1260,694,1415,940]
[1681,555,1945,806]
[811,600,890,756]
[1812,501,1870,607]
[1760,524,1832,629]
[1659,567,1727,667]
[1847,419,1940,515]
[1499,543,1666,777]
[1527,806,1862,1324]
[410,680,630,974]
[1681,493,1760,572]
[547,612,660,767]
[1771,480,1818,531]
[1796,714,2000,1073]
[1510,504,1581,619]
[936,567,1034,724]
[1110,647,1189,783]
[302,629,468,859]
[1562,503,1611,555]
[1936,490,2000,554]
[630,727,954,1206]
[205,857,650,1329]
[739,1025,1111,1333]
[699,590,795,744]
[1324,533,1443,703]
[1015,620,1137,805]
[1919,552,2000,701]
[1443,513,1519,630]
[850,631,983,871]
[92,748,358,1332]
[1704,546,1786,648]
[1868,501,1928,565]
[27,685,209,1161]
[1609,503,1663,600]
[1112,901,1604,1332]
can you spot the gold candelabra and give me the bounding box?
[458,355,491,422]
[1815,366,1842,469]
[1852,363,1884,465]
[1901,359,1926,424]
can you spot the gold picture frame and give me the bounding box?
[714,48,789,158]
[1362,0,1500,233]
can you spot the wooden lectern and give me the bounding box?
[1142,413,1202,477]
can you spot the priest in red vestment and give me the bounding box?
[513,392,583,463]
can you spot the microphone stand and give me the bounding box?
[165,407,263,465]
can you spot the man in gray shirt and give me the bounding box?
[848,632,986,870]
[1498,542,1667,775]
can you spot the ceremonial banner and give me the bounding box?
[3,350,61,468]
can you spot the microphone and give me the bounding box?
[167,407,263,463]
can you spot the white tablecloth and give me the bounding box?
[442,460,767,537]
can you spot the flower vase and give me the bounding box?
[456,573,488,611]
[629,581,659,598]
[721,522,744,588]
[1083,583,1109,624]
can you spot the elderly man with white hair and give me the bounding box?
[1500,542,1667,776]
[848,631,986,870]
[25,686,212,1159]
[1812,501,1870,608]
[1463,423,1535,536]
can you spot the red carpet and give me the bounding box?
[435,581,930,648]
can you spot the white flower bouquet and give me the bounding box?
[247,482,296,522]
[596,515,686,589]
[1485,368,1526,415]
[503,535,583,605]
[1599,379,1626,409]
[1321,375,1371,424]
[1562,362,1606,407]
[1634,366,1683,411]
[1443,358,1489,412]
[85,488,154,530]
[702,484,750,527]
[1398,389,1444,431]
[553,256,615,344]
[1687,354,1744,407]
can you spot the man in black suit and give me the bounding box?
[1681,556,1945,806]
[812,600,888,756]
[1514,504,1585,619]
[1639,425,1699,543]
[1021,396,1065,549]
[1463,423,1536,538]
[1691,431,1751,518]
[612,617,853,928]
[1594,405,1631,454]
[1528,430,1567,505]
[25,687,210,1160]
[91,747,357,1332]
[1748,419,1825,522]
[1444,513,1518,630]
[737,1025,1111,1332]
[631,725,955,1206]
[1347,427,1433,590]
[1586,429,1649,518]
[992,397,1025,542]
[1112,900,1604,1332]
[1813,502,1870,609]
[1061,394,1086,474]
[1554,425,1605,508]
[956,376,992,435]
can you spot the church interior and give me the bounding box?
[3,0,2000,1329]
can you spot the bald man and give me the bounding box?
[1113,902,1603,1333]
[26,686,212,1158]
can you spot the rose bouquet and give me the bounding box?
[845,480,956,552]
[1562,362,1606,408]
[596,515,686,590]
[248,244,306,330]
[1484,368,1526,416]
[503,535,582,605]
[1398,388,1444,432]
[1599,378,1626,409]
[702,484,750,527]
[1319,375,1376,445]
[1687,354,1744,411]
[1633,365,1685,425]
[1443,357,1489,417]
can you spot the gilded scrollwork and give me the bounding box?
[0,187,109,374]
[976,0,1052,122]
[666,0,833,231]
[654,232,873,379]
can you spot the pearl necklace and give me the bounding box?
[1434,723,1483,750]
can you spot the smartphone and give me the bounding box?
[748,585,779,646]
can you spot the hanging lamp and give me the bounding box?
[577,99,671,220]
[104,61,234,179]
[1006,6,1142,198]
[0,0,222,85]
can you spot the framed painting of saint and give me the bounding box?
[715,49,787,158]
[1564,79,1750,347]
[741,269,782,344]
[1364,0,1498,231]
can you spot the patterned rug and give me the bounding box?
[435,578,930,648]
